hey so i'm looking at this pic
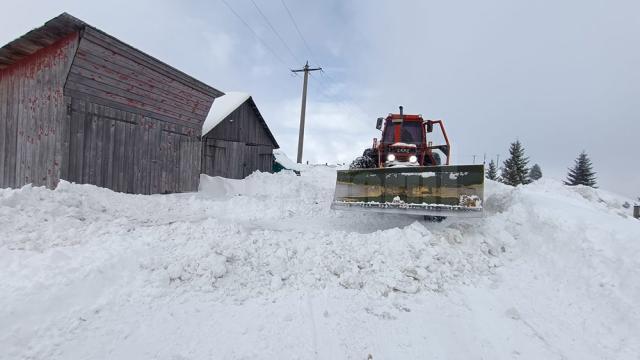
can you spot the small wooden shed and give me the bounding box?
[201,92,279,179]
[0,13,223,194]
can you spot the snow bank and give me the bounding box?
[273,149,302,172]
[1,169,639,359]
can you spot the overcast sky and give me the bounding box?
[2,0,638,197]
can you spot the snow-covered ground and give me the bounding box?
[1,166,639,359]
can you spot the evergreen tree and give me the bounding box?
[529,164,543,181]
[486,160,498,180]
[501,140,530,186]
[565,151,597,187]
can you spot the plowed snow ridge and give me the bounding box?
[1,166,639,359]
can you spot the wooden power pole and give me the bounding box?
[292,61,321,163]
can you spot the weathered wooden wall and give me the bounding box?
[63,98,200,194]
[1,22,220,194]
[0,33,78,189]
[65,27,216,135]
[202,101,276,179]
[59,27,219,194]
[202,139,273,179]
[205,100,275,146]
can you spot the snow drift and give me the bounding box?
[1,166,638,359]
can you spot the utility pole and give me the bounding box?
[292,61,322,163]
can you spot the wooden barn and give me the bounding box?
[201,92,279,179]
[0,13,223,194]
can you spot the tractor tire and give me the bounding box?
[424,153,442,166]
[349,148,378,169]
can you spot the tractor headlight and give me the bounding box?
[386,154,396,162]
[409,155,418,163]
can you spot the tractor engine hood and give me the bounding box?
[385,142,420,167]
[388,142,418,154]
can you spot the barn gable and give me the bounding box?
[0,16,81,189]
[201,92,279,179]
[0,13,223,194]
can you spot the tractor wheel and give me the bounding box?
[349,148,378,169]
[424,153,442,166]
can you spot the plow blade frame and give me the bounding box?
[332,164,484,217]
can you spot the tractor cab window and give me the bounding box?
[401,122,423,144]
[382,122,395,143]
[382,120,423,144]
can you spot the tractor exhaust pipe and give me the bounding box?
[399,106,403,116]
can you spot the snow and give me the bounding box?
[391,142,417,148]
[1,168,639,359]
[202,91,250,135]
[384,160,421,167]
[273,149,302,172]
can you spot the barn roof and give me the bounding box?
[0,13,84,69]
[203,92,251,134]
[203,92,279,148]
[0,13,223,97]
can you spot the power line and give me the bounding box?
[309,71,372,121]
[280,0,316,61]
[278,0,364,115]
[224,0,373,126]
[277,0,341,97]
[250,0,301,64]
[320,68,340,85]
[220,0,289,68]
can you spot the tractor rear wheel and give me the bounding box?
[349,148,379,169]
[424,153,442,166]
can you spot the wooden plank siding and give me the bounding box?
[0,33,78,189]
[63,98,201,194]
[202,139,273,179]
[201,100,277,180]
[56,25,219,194]
[65,28,216,130]
[1,15,221,194]
[205,101,275,147]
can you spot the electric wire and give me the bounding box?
[250,0,301,64]
[280,0,316,61]
[220,0,290,68]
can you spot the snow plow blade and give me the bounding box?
[332,165,484,217]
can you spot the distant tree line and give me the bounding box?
[485,140,597,188]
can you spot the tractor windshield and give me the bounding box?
[382,121,423,145]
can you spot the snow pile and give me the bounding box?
[272,149,302,172]
[1,168,639,359]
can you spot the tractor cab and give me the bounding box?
[374,106,451,168]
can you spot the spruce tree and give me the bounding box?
[565,151,597,187]
[529,164,543,181]
[486,160,498,180]
[501,140,530,186]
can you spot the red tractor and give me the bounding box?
[335,106,484,218]
[350,106,451,169]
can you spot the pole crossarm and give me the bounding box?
[291,67,322,73]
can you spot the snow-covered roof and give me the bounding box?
[202,92,250,135]
[273,149,301,171]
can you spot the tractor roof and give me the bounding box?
[387,113,423,121]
